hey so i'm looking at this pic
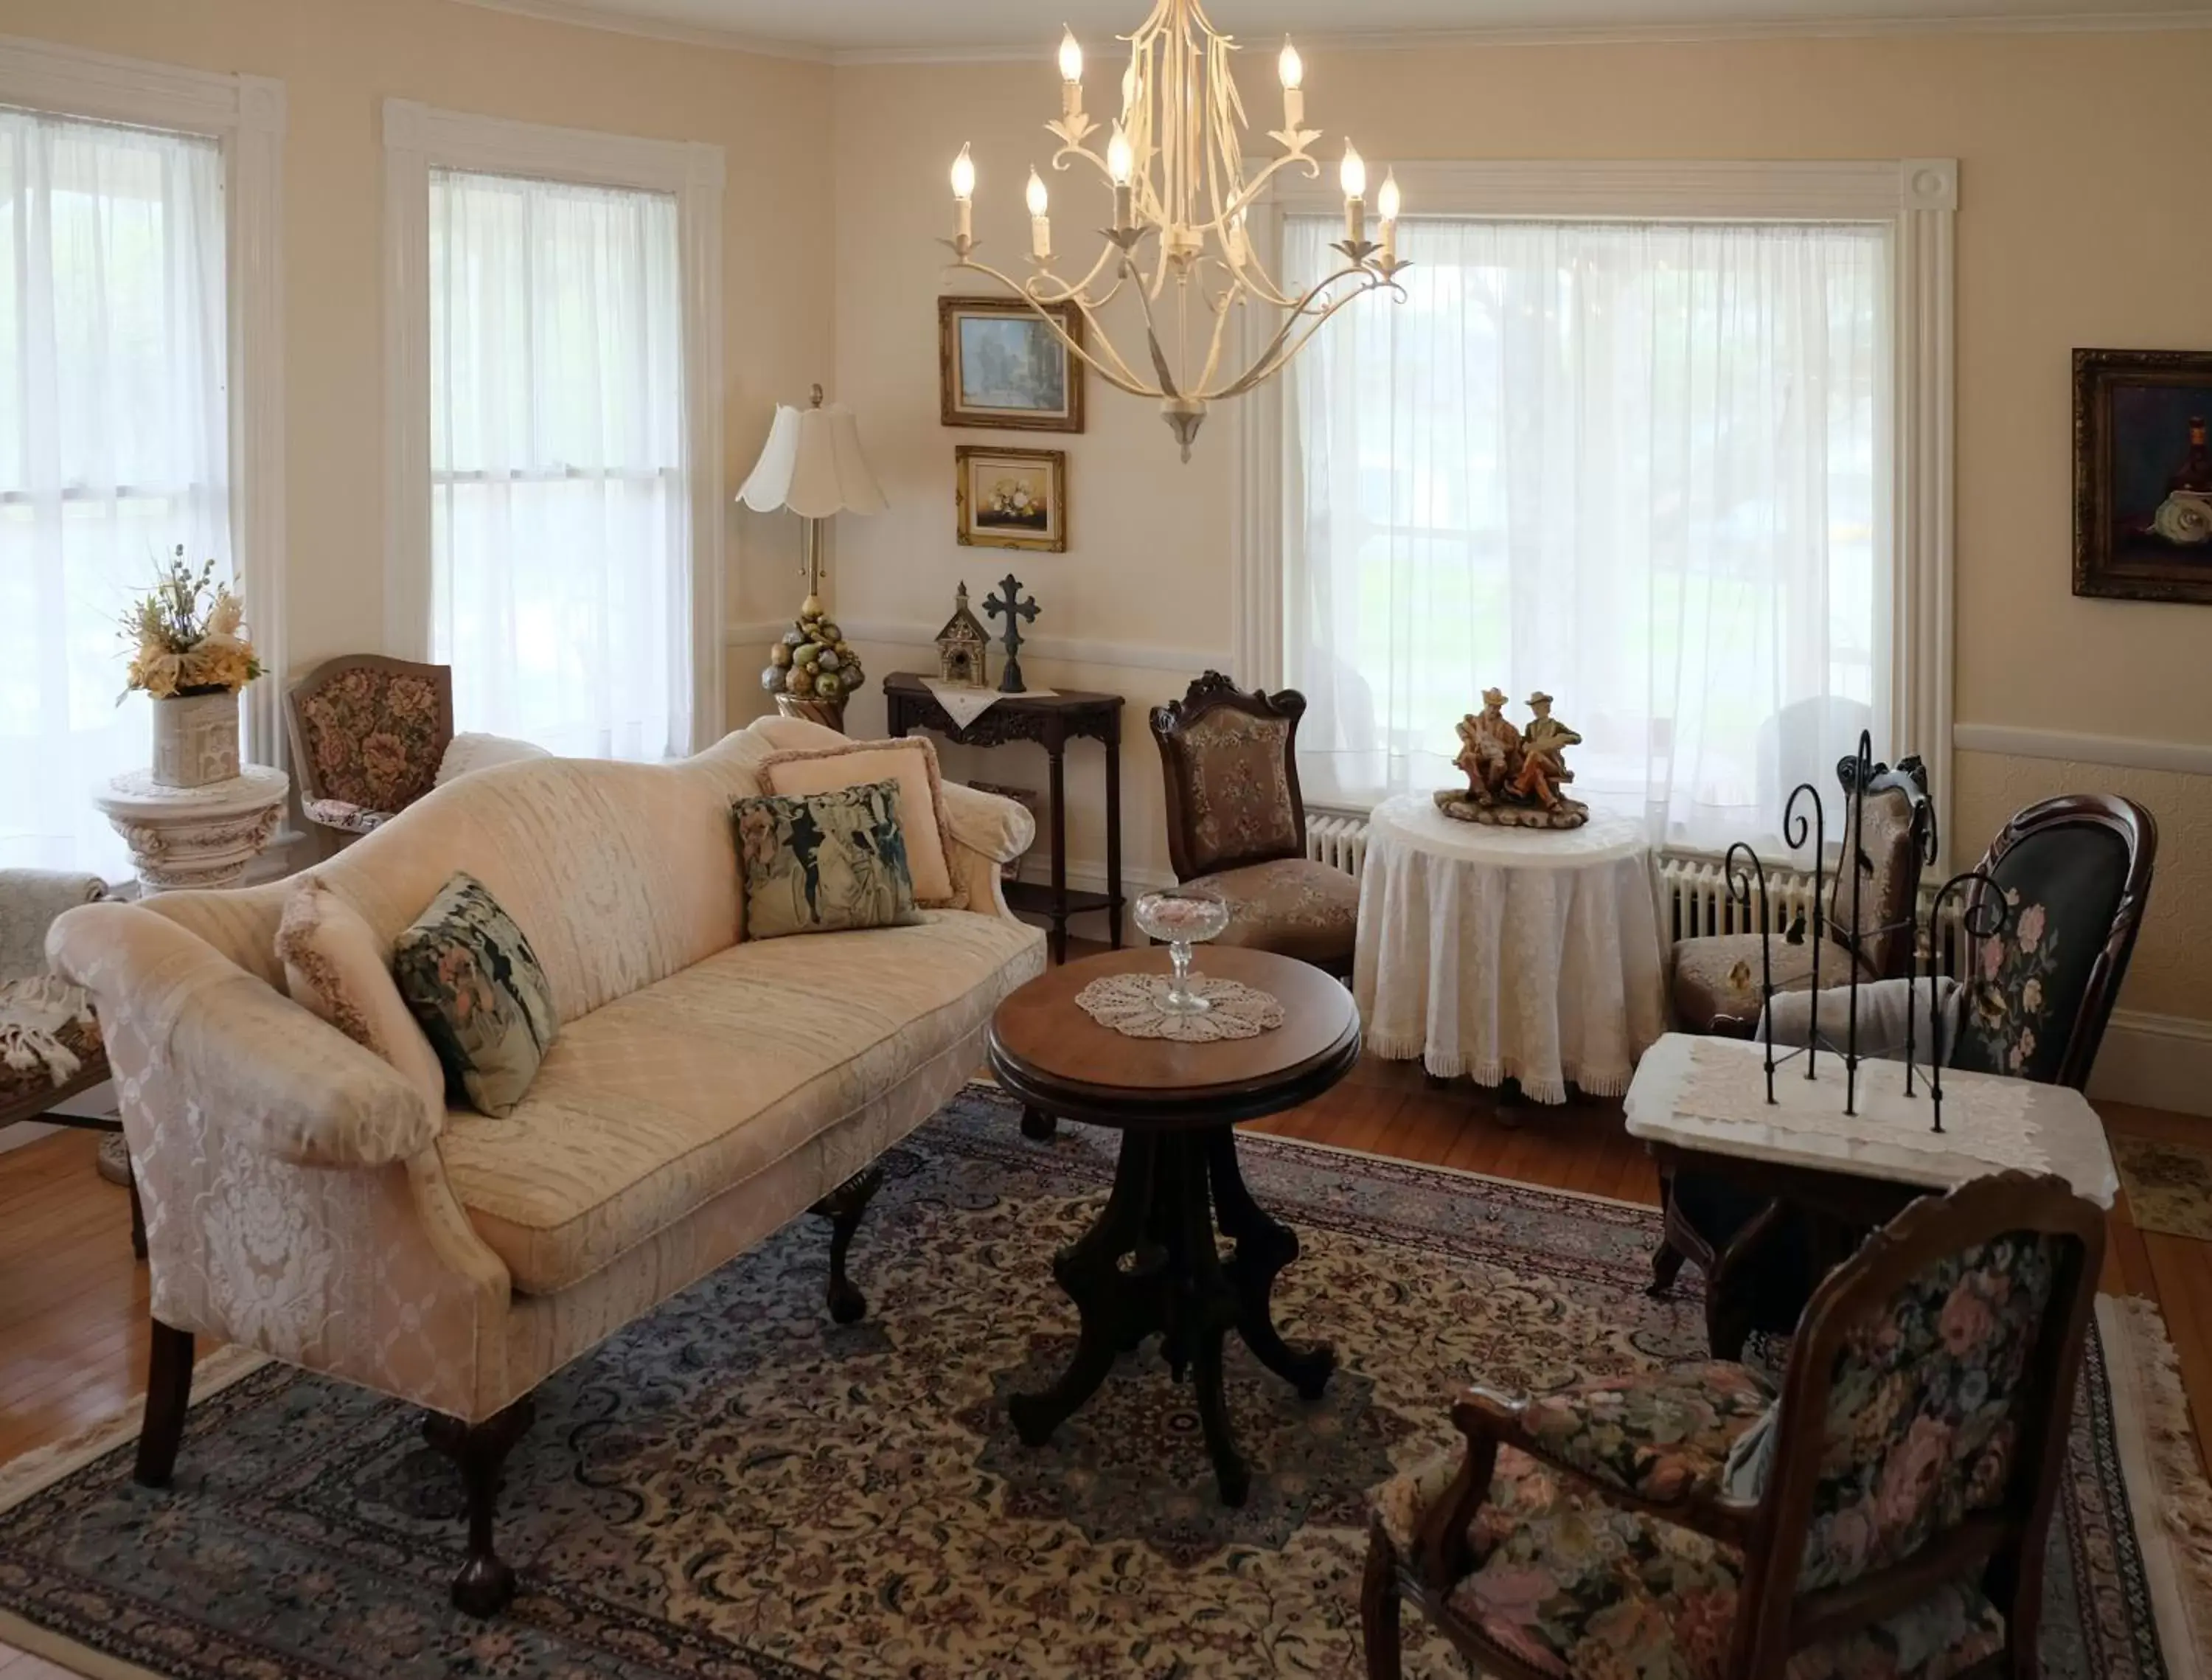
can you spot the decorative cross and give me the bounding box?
[983,573,1040,694]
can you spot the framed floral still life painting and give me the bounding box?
[2074,347,2212,603]
[955,446,1067,553]
[939,296,1084,433]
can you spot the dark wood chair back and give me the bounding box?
[1731,1173,2104,1675]
[1827,754,1933,979]
[1150,672,1312,881]
[285,654,455,818]
[1950,794,2155,1091]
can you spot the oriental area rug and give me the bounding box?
[2,1085,2207,1679]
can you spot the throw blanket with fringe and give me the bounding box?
[0,975,97,1086]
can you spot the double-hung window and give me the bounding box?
[1264,163,1955,855]
[387,103,725,766]
[0,110,230,874]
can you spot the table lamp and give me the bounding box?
[737,386,887,726]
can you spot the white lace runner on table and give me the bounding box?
[1678,1038,2050,1175]
[921,679,1057,729]
[1074,972,1284,1043]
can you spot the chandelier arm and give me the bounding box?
[1192,276,1240,393]
[1213,275,1402,402]
[1020,240,1129,309]
[951,257,1160,397]
[1128,260,1185,398]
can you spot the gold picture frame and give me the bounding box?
[939,296,1085,433]
[955,446,1067,553]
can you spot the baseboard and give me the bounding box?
[2090,1010,2212,1119]
[0,1120,60,1156]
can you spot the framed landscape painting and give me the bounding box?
[2074,347,2212,603]
[939,296,1085,433]
[955,445,1067,553]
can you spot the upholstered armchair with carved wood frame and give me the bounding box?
[1364,1172,2104,1680]
[286,655,454,841]
[1150,672,1358,980]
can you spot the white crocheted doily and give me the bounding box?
[1074,972,1285,1042]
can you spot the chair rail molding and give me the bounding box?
[382,100,728,746]
[0,35,288,777]
[1234,156,1959,846]
[1952,723,2212,779]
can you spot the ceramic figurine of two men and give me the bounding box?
[1438,689,1590,830]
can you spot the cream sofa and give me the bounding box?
[47,714,1046,1614]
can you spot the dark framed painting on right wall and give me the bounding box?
[2074,347,2212,603]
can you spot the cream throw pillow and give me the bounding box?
[760,736,964,909]
[277,877,448,1120]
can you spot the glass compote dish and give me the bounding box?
[1133,884,1233,1014]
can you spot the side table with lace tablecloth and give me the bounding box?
[1353,794,1669,1105]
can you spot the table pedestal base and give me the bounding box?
[1008,1125,1332,1507]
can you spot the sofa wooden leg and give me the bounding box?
[133,1319,194,1488]
[127,1168,147,1261]
[1360,1522,1405,1680]
[427,1398,535,1617]
[811,1165,884,1325]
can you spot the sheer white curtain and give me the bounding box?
[0,111,229,876]
[1284,215,1887,852]
[429,168,689,761]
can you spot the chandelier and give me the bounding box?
[945,0,1406,461]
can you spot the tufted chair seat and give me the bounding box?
[1203,856,1361,965]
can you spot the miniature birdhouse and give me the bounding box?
[935,582,990,687]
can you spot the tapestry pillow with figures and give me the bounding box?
[733,780,924,940]
[391,872,559,1117]
[759,735,964,909]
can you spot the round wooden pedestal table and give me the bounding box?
[986,946,1360,1507]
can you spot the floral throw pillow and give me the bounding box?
[392,872,559,1117]
[734,780,924,940]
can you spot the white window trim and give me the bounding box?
[0,34,289,777]
[381,99,728,750]
[1231,157,1958,850]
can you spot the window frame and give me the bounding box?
[1232,157,1958,853]
[381,99,726,752]
[0,32,288,777]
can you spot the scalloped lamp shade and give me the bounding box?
[737,400,886,520]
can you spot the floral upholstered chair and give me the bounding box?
[1150,672,1357,979]
[285,656,454,841]
[1364,1172,2104,1680]
[1670,754,1933,1036]
[1651,793,2154,1350]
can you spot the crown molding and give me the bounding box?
[451,1,2212,65]
[446,0,828,60]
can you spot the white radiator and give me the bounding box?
[1307,813,1971,976]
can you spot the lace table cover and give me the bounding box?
[1353,794,1668,1103]
[921,679,1058,729]
[1624,1032,2118,1207]
[1074,971,1284,1043]
[1677,1037,2048,1174]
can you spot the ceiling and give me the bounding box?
[466,0,2212,58]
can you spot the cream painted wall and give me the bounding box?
[5,0,834,732]
[824,32,2212,1015]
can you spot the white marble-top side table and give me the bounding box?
[93,766,290,895]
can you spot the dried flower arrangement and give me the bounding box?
[120,547,262,702]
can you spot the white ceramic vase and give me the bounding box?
[150,690,242,789]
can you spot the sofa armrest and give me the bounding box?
[939,780,1036,865]
[48,900,440,1169]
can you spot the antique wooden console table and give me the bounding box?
[883,672,1124,965]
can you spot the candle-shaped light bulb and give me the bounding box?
[1107,125,1135,229]
[950,142,975,246]
[1377,169,1400,265]
[1026,167,1052,261]
[1340,141,1366,244]
[1058,27,1084,117]
[1279,38,1305,130]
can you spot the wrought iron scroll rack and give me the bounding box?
[1722,732,2011,1135]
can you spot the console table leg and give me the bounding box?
[1105,738,1124,950]
[1046,744,1068,965]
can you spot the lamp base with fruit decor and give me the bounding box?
[760,597,863,737]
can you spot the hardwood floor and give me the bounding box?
[2,1055,2206,1479]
